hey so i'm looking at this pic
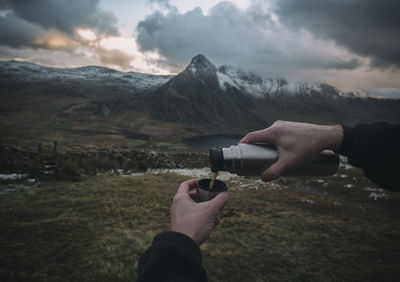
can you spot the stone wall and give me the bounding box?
[0,145,42,173]
[0,144,208,174]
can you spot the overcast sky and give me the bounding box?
[0,0,399,97]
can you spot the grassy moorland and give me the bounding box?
[0,165,399,282]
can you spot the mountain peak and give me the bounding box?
[185,54,217,75]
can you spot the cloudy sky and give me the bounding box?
[0,0,399,96]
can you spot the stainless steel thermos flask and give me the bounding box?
[209,143,339,176]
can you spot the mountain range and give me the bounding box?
[0,55,399,145]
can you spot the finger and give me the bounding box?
[239,128,274,144]
[208,192,229,214]
[177,179,198,194]
[239,130,261,143]
[261,160,286,182]
[189,190,197,201]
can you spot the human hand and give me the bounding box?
[170,179,229,246]
[240,120,343,181]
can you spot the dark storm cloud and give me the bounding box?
[136,1,361,76]
[274,0,400,68]
[0,13,44,48]
[2,0,119,36]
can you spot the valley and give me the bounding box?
[1,55,399,152]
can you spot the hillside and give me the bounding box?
[90,55,400,133]
[1,168,400,281]
[0,56,399,147]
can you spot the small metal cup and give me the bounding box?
[196,178,228,202]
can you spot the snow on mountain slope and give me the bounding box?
[0,61,173,92]
[217,65,322,97]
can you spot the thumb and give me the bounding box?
[261,160,286,182]
[208,192,229,214]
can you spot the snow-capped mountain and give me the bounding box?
[217,65,309,97]
[0,56,354,99]
[0,60,172,93]
[169,54,337,98]
[134,54,260,129]
[0,55,398,134]
[181,55,371,99]
[0,56,395,100]
[129,54,398,129]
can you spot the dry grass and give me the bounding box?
[0,167,399,281]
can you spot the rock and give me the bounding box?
[102,105,111,116]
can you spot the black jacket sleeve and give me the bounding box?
[137,231,208,282]
[337,122,400,191]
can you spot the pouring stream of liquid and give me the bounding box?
[209,172,218,190]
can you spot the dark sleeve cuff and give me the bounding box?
[152,231,201,259]
[336,125,354,157]
[334,122,400,191]
[137,231,207,282]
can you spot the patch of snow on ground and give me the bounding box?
[307,179,328,187]
[146,168,211,178]
[364,187,384,192]
[127,172,146,177]
[344,184,353,188]
[0,173,28,180]
[152,168,236,181]
[302,199,314,204]
[118,168,237,181]
[340,164,354,170]
[369,192,386,200]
